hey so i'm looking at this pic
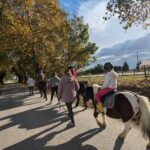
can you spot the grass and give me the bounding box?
[78,74,146,85]
[118,75,145,81]
[78,74,150,98]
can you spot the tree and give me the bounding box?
[0,0,69,82]
[122,61,129,72]
[64,15,98,69]
[0,1,98,82]
[114,66,122,72]
[136,60,142,71]
[81,64,104,75]
[104,0,150,29]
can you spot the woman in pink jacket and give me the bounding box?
[58,68,80,127]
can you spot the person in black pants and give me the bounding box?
[66,102,74,123]
[37,69,47,100]
[49,72,60,104]
[58,68,80,127]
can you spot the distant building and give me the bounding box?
[140,60,150,79]
[140,60,150,69]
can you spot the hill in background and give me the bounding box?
[90,33,150,69]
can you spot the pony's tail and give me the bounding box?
[138,95,150,139]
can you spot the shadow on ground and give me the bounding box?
[4,127,103,150]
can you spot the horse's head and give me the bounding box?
[82,86,94,103]
[83,84,101,103]
[78,81,88,95]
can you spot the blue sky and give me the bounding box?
[59,0,150,52]
[59,0,81,15]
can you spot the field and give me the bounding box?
[78,74,150,98]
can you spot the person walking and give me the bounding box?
[27,76,35,95]
[37,69,47,100]
[68,66,80,108]
[58,68,80,127]
[49,72,60,104]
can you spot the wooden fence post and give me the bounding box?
[144,66,147,80]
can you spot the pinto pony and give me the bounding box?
[75,81,88,108]
[83,84,150,148]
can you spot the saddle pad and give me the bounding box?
[102,91,115,108]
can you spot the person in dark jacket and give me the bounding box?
[49,72,60,104]
[37,69,47,100]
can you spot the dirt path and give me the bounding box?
[0,84,149,150]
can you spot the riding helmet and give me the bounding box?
[104,62,113,71]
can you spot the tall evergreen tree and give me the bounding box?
[122,61,129,72]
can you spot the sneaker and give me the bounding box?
[67,122,75,127]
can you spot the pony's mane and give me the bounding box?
[92,84,101,88]
[92,84,101,95]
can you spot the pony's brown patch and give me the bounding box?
[107,93,134,122]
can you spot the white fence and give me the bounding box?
[80,71,145,78]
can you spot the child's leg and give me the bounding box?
[95,88,113,113]
[29,86,32,95]
[51,87,55,101]
[95,91,104,113]
[55,86,59,102]
[31,86,34,95]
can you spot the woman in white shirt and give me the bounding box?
[27,76,35,95]
[95,62,118,113]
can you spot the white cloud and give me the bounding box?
[77,0,150,50]
[78,0,109,32]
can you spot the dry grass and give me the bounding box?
[78,75,150,98]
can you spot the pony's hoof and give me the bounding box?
[118,135,125,140]
[101,123,107,128]
[97,122,106,128]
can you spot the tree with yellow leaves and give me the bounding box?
[0,0,98,82]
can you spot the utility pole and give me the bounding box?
[137,51,139,64]
[136,51,139,71]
